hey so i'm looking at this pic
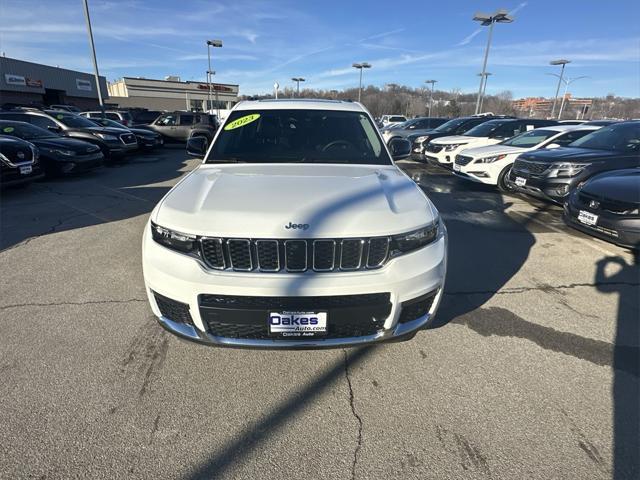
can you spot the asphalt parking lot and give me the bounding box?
[1,147,638,479]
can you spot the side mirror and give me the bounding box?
[388,137,412,160]
[186,136,208,157]
[546,143,561,149]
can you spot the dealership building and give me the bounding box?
[107,76,239,111]
[0,56,108,109]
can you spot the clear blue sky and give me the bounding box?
[1,0,639,98]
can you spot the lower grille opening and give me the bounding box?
[398,290,437,324]
[153,291,193,325]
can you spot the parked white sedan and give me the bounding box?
[452,125,599,191]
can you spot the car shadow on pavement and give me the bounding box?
[0,147,191,251]
[594,252,640,479]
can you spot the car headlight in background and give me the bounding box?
[95,133,118,141]
[151,222,198,253]
[391,222,439,255]
[50,149,76,156]
[444,143,468,151]
[546,162,589,178]
[475,154,506,164]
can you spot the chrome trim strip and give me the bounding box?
[227,238,253,271]
[312,239,336,272]
[284,240,307,272]
[339,239,364,271]
[256,239,280,272]
[366,237,390,268]
[200,237,226,270]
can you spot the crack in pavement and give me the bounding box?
[0,212,85,254]
[445,281,639,297]
[343,349,363,480]
[0,298,146,311]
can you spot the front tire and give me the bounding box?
[497,165,516,192]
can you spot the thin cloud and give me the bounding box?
[357,28,405,43]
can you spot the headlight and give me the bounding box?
[391,222,439,254]
[444,143,467,151]
[546,162,589,178]
[95,133,118,141]
[475,154,506,164]
[415,135,430,143]
[50,149,76,156]
[151,222,198,253]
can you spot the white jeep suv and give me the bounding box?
[142,99,447,348]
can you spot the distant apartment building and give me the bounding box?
[513,94,593,118]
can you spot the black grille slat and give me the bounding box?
[228,239,252,271]
[285,240,307,271]
[340,239,363,270]
[366,238,389,268]
[256,240,280,271]
[513,159,548,175]
[313,240,336,271]
[200,293,390,309]
[201,238,225,269]
[154,292,193,325]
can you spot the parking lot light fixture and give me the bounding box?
[352,62,372,102]
[81,0,105,117]
[549,59,571,118]
[547,73,589,119]
[425,79,437,116]
[206,39,223,115]
[291,77,305,97]
[473,9,513,114]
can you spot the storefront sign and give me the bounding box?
[76,78,92,91]
[4,74,26,86]
[26,78,43,88]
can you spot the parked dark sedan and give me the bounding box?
[564,168,640,249]
[509,121,640,203]
[87,117,164,150]
[0,135,44,187]
[0,121,104,175]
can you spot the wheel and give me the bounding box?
[497,164,516,192]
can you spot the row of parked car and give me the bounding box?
[383,114,639,250]
[0,106,220,186]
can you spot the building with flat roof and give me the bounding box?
[108,77,239,111]
[513,94,593,118]
[0,56,108,109]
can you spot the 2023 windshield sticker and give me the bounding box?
[224,113,261,131]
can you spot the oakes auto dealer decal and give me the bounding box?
[4,74,42,88]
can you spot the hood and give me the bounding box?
[70,126,127,135]
[129,128,158,137]
[458,144,526,158]
[518,147,627,163]
[582,169,640,204]
[30,136,101,153]
[155,164,436,238]
[431,135,481,145]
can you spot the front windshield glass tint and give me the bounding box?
[48,112,98,128]
[208,109,392,165]
[464,120,507,137]
[433,118,467,133]
[501,129,558,148]
[569,123,640,152]
[0,122,57,140]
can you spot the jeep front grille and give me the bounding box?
[200,236,391,273]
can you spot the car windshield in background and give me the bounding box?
[90,118,126,129]
[464,120,506,137]
[0,122,57,140]
[433,118,468,133]
[569,122,640,152]
[208,109,392,165]
[500,129,558,148]
[46,112,99,129]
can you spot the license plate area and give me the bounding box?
[269,311,327,338]
[19,165,32,175]
[578,210,598,226]
[515,176,526,187]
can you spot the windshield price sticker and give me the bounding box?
[224,113,260,131]
[56,114,64,119]
[2,127,14,133]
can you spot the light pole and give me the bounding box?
[291,77,305,97]
[424,79,437,116]
[549,59,570,118]
[472,9,513,114]
[274,82,279,99]
[352,62,371,102]
[477,72,492,113]
[206,39,222,115]
[547,74,589,119]
[81,0,105,117]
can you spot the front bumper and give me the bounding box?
[0,163,45,187]
[563,200,640,249]
[137,135,163,149]
[508,170,573,203]
[142,222,448,348]
[47,152,104,174]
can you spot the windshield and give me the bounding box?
[47,112,99,128]
[501,129,558,148]
[0,122,58,140]
[464,120,508,137]
[433,117,468,133]
[569,123,640,152]
[89,118,126,129]
[208,109,392,165]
